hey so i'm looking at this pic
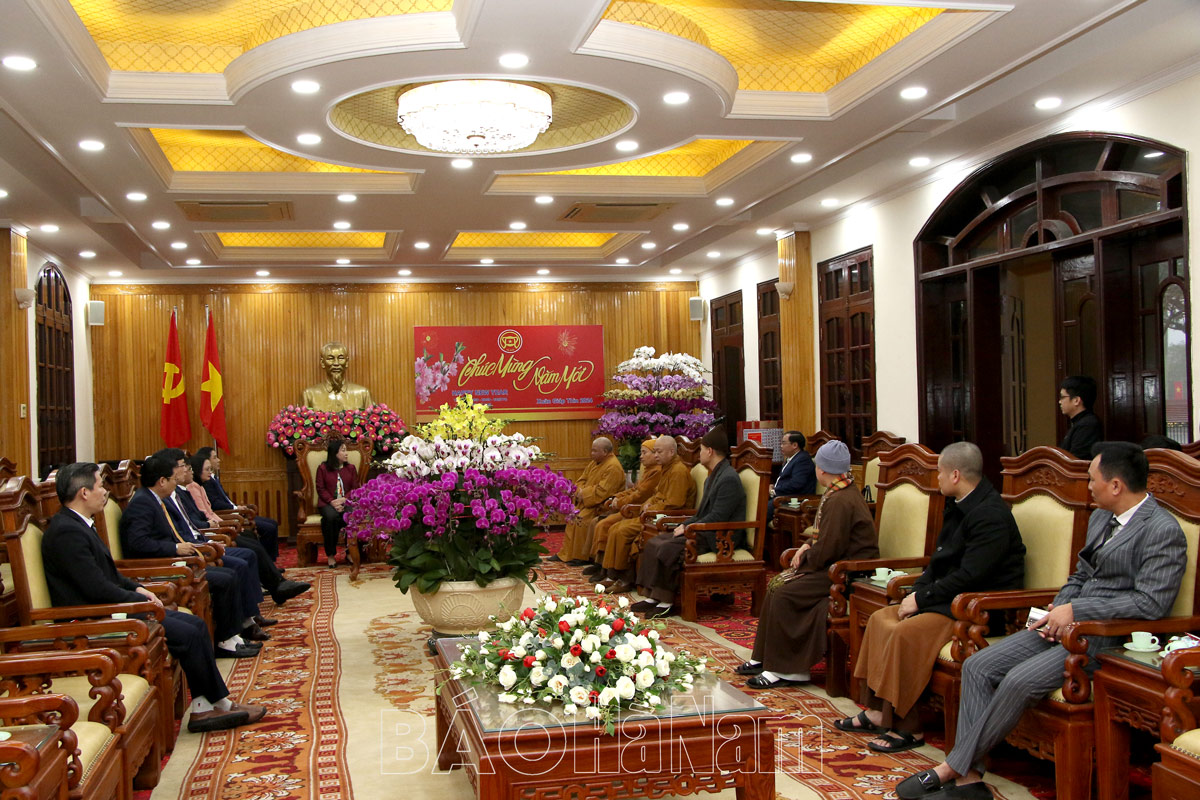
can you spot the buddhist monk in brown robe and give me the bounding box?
[740,440,878,689]
[551,437,627,564]
[584,440,660,578]
[592,435,696,593]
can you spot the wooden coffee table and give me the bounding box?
[433,638,776,800]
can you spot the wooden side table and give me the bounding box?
[0,724,69,800]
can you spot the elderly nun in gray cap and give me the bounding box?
[739,440,879,689]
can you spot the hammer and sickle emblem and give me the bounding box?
[162,363,185,402]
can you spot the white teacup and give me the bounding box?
[874,567,894,580]
[1130,631,1159,649]
[787,499,801,508]
[171,560,187,567]
[111,612,128,620]
[1165,636,1193,653]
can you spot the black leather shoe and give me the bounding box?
[215,645,261,659]
[582,564,603,577]
[544,554,563,563]
[567,559,590,567]
[271,580,311,605]
[253,615,278,627]
[242,623,270,642]
[187,707,250,733]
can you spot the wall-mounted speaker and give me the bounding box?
[87,300,105,326]
[688,296,704,321]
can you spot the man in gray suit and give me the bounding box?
[896,441,1187,800]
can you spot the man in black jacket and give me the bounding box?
[1058,375,1103,460]
[43,462,265,733]
[837,441,1025,754]
[633,427,747,617]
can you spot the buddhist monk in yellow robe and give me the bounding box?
[585,440,661,578]
[552,437,627,564]
[594,435,697,593]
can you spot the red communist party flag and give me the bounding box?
[160,309,191,447]
[200,309,229,451]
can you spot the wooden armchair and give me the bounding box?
[675,436,702,469]
[805,430,838,455]
[293,437,372,570]
[829,443,943,698]
[1153,646,1200,799]
[860,431,906,503]
[0,456,16,481]
[0,693,77,800]
[930,447,1091,748]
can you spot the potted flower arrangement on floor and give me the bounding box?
[344,394,577,639]
[594,346,719,475]
[449,590,710,734]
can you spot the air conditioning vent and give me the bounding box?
[559,202,673,223]
[176,201,294,222]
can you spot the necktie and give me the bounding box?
[160,500,186,544]
[1099,515,1121,548]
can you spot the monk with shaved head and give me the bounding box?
[550,437,626,565]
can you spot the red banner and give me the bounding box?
[414,325,605,420]
[200,309,229,451]
[160,309,191,447]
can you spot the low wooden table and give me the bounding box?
[843,572,918,700]
[0,724,69,800]
[771,505,811,566]
[1094,646,1200,800]
[433,638,775,800]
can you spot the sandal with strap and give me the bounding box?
[734,661,764,676]
[867,729,925,753]
[833,710,886,735]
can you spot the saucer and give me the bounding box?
[1124,642,1161,653]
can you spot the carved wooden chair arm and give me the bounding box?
[1158,647,1200,743]
[0,692,81,784]
[885,573,920,602]
[0,648,123,728]
[681,523,756,564]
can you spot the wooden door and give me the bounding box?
[711,291,745,433]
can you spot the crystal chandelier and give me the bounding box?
[396,80,553,154]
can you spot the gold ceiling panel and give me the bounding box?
[533,139,752,177]
[330,83,634,154]
[69,0,451,73]
[452,232,620,249]
[217,231,387,248]
[603,1,948,92]
[147,129,394,174]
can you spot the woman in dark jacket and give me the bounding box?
[315,439,359,568]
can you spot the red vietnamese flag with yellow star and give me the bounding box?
[200,309,229,451]
[160,309,191,447]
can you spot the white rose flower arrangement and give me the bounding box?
[449,590,709,734]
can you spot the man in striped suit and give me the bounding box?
[896,441,1187,799]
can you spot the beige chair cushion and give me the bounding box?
[303,514,321,526]
[876,484,931,559]
[75,720,118,783]
[1045,687,1092,703]
[1169,514,1199,617]
[696,549,756,563]
[863,457,881,496]
[738,468,763,549]
[1170,728,1200,757]
[53,674,151,719]
[1010,494,1076,590]
[21,523,51,612]
[103,499,124,559]
[691,464,708,507]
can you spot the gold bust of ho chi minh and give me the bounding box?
[302,341,375,411]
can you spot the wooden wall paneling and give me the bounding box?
[779,232,817,434]
[88,282,700,509]
[0,230,31,473]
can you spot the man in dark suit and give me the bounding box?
[896,442,1187,799]
[197,446,280,561]
[120,455,265,657]
[773,430,817,497]
[1058,375,1103,460]
[633,427,747,617]
[43,462,265,733]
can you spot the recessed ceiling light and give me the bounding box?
[398,269,412,276]
[820,198,840,208]
[900,86,928,100]
[480,258,494,265]
[170,241,187,249]
[615,257,629,265]
[333,221,351,229]
[297,133,322,145]
[498,52,529,68]
[79,250,96,258]
[790,152,813,164]
[536,268,550,275]
[152,220,170,230]
[672,222,689,232]
[615,140,638,152]
[256,270,270,277]
[414,241,430,249]
[756,228,774,236]
[126,191,147,202]
[39,224,58,233]
[669,268,682,275]
[291,79,320,94]
[186,258,201,265]
[450,159,473,169]
[707,251,721,258]
[509,221,526,230]
[337,193,357,202]
[107,270,122,277]
[715,197,734,206]
[79,139,104,152]
[909,156,931,167]
[337,258,351,265]
[535,195,554,204]
[2,56,36,71]
[663,91,690,105]
[1144,151,1165,159]
[641,242,656,250]
[1035,96,1062,110]
[0,189,7,198]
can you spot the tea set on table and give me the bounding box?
[1123,630,1200,654]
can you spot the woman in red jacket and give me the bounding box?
[315,439,358,568]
